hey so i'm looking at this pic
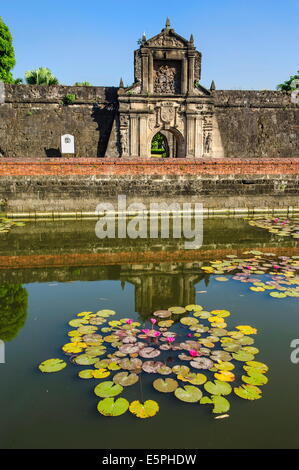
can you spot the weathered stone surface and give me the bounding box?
[0,85,118,158]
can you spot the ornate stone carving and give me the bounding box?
[120,128,129,156]
[204,133,212,154]
[120,115,129,127]
[160,102,176,124]
[148,34,184,48]
[154,61,181,94]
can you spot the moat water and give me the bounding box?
[0,217,299,449]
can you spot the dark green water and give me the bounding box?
[0,217,298,449]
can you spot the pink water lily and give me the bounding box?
[166,336,175,343]
[153,331,161,337]
[150,318,157,325]
[142,329,150,335]
[187,333,193,338]
[189,349,199,357]
[126,319,133,325]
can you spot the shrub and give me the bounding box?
[62,93,76,105]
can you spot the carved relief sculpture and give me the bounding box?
[204,133,212,154]
[153,59,182,95]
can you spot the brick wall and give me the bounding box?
[0,158,299,175]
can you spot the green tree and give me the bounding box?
[25,67,59,85]
[277,71,299,91]
[0,17,16,83]
[0,284,28,341]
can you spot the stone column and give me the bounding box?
[148,53,153,94]
[182,58,188,95]
[188,53,195,93]
[194,116,202,158]
[141,52,149,94]
[139,115,148,158]
[130,115,139,156]
[186,114,195,157]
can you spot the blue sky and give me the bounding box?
[2,0,299,89]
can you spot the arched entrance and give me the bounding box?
[151,132,169,158]
[150,128,185,158]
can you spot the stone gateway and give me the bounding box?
[116,18,223,159]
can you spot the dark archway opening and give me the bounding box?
[151,132,169,158]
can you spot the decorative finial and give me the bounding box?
[166,17,171,29]
[119,77,124,88]
[210,80,216,91]
[190,34,194,44]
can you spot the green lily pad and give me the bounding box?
[96,310,116,317]
[94,381,123,398]
[180,317,199,326]
[232,350,255,362]
[185,304,203,312]
[242,373,268,386]
[200,395,230,413]
[38,358,67,373]
[204,380,232,396]
[153,378,179,393]
[174,385,203,403]
[168,306,186,314]
[74,354,99,365]
[244,361,269,373]
[234,384,262,400]
[97,397,129,416]
[78,369,94,379]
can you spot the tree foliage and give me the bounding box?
[277,71,299,91]
[0,284,28,341]
[0,17,16,83]
[74,81,92,86]
[25,67,59,85]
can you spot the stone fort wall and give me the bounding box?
[0,84,298,159]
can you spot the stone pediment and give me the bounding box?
[146,30,189,49]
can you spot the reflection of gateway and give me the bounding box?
[120,263,207,318]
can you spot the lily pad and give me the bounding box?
[168,306,186,314]
[153,378,179,393]
[74,354,98,366]
[113,372,139,386]
[97,397,129,417]
[153,310,172,318]
[232,351,255,362]
[142,361,164,373]
[175,385,202,403]
[129,400,159,418]
[139,347,161,359]
[180,317,199,326]
[38,358,67,373]
[234,384,262,400]
[242,373,268,386]
[190,357,214,370]
[244,361,269,373]
[119,344,140,354]
[94,381,123,398]
[200,395,230,414]
[119,358,142,371]
[204,380,232,396]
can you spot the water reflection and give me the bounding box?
[0,284,28,341]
